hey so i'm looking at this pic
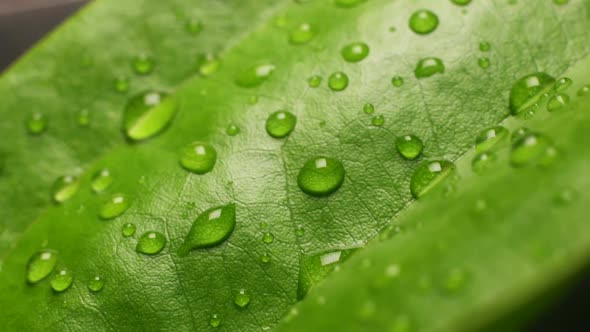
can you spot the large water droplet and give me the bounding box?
[26,112,47,135]
[235,64,275,88]
[396,135,423,160]
[179,204,236,254]
[328,72,349,91]
[122,223,136,237]
[510,132,554,167]
[509,72,556,116]
[297,157,345,197]
[475,126,509,153]
[51,175,80,203]
[133,54,155,75]
[341,42,369,62]
[266,111,297,138]
[409,10,439,35]
[136,231,167,255]
[179,142,217,174]
[88,275,105,292]
[410,160,456,198]
[234,289,251,308]
[91,168,113,193]
[297,248,358,299]
[50,268,73,292]
[289,23,316,45]
[123,90,178,141]
[334,0,366,7]
[414,57,445,78]
[546,93,570,112]
[99,193,130,220]
[26,250,57,284]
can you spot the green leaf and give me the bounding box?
[1,0,590,331]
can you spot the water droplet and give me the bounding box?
[289,23,316,45]
[133,54,155,75]
[197,54,221,76]
[247,95,259,105]
[88,275,104,292]
[334,0,366,8]
[577,84,590,96]
[51,175,80,203]
[478,57,490,69]
[50,269,73,292]
[297,157,345,197]
[122,223,136,237]
[91,168,113,193]
[235,63,275,88]
[179,204,235,254]
[546,93,570,112]
[297,248,358,299]
[341,42,369,62]
[99,193,130,220]
[554,188,576,205]
[136,231,167,255]
[123,90,178,141]
[266,111,297,138]
[260,253,271,263]
[328,72,349,91]
[209,314,221,328]
[185,19,203,35]
[295,225,305,237]
[471,152,497,175]
[363,103,375,114]
[26,112,47,135]
[479,41,491,52]
[511,127,532,144]
[179,142,217,174]
[307,75,322,87]
[554,77,572,91]
[371,115,385,127]
[226,124,240,136]
[234,289,251,308]
[410,160,456,198]
[509,72,556,116]
[26,250,57,283]
[444,268,467,292]
[451,0,472,5]
[475,126,509,153]
[414,57,445,78]
[510,132,554,167]
[262,232,274,244]
[396,135,423,160]
[409,9,439,35]
[114,76,130,93]
[78,109,90,127]
[391,76,404,87]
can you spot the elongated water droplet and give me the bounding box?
[509,72,556,116]
[410,160,456,198]
[297,157,345,197]
[209,314,221,328]
[391,76,404,87]
[363,103,375,114]
[266,111,297,138]
[396,135,423,160]
[298,248,358,299]
[185,19,203,35]
[91,168,113,193]
[226,124,240,136]
[335,0,366,7]
[409,10,439,35]
[289,23,316,45]
[262,232,274,244]
[234,289,251,308]
[136,231,167,255]
[179,142,217,174]
[114,76,130,93]
[546,93,570,112]
[235,64,275,88]
[307,75,322,87]
[328,72,349,91]
[26,112,47,135]
[99,193,130,220]
[179,204,235,254]
[475,126,509,153]
[471,152,497,175]
[50,269,73,292]
[51,175,80,203]
[133,54,155,75]
[414,57,445,78]
[198,54,221,76]
[478,57,490,69]
[88,275,104,292]
[577,85,590,96]
[554,77,572,91]
[341,42,369,62]
[510,132,554,167]
[123,90,178,141]
[479,41,491,52]
[122,223,136,237]
[26,250,57,283]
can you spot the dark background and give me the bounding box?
[0,1,588,331]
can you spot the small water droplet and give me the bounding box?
[307,75,322,88]
[136,231,167,255]
[410,160,456,198]
[396,135,424,160]
[414,57,445,78]
[297,157,345,197]
[226,124,240,136]
[289,23,316,45]
[341,42,369,62]
[328,72,349,91]
[99,193,130,220]
[479,41,491,52]
[262,232,274,244]
[132,54,155,75]
[478,57,490,69]
[88,275,104,292]
[511,127,532,144]
[26,250,57,283]
[295,225,305,237]
[198,54,221,76]
[78,109,90,127]
[209,314,221,328]
[114,76,130,93]
[391,76,404,87]
[234,289,251,308]
[51,175,80,203]
[389,26,397,32]
[247,95,259,105]
[185,19,203,35]
[554,188,576,205]
[179,204,235,254]
[297,248,358,299]
[334,0,366,8]
[50,268,73,292]
[179,142,217,174]
[576,84,590,96]
[546,93,570,112]
[371,115,385,127]
[123,90,178,141]
[91,168,113,193]
[509,72,556,116]
[444,268,467,292]
[266,111,297,138]
[471,152,497,175]
[363,103,375,114]
[122,223,136,237]
[26,112,47,135]
[235,63,275,88]
[409,9,439,35]
[451,0,472,5]
[475,126,509,153]
[260,253,271,263]
[510,132,554,167]
[554,77,572,91]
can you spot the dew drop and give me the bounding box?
[234,289,251,308]
[451,0,472,5]
[391,76,404,87]
[260,253,271,264]
[444,268,467,292]
[371,115,385,127]
[341,42,369,62]
[123,90,178,141]
[26,112,47,135]
[289,23,316,45]
[479,41,491,52]
[136,231,167,255]
[554,188,577,205]
[511,127,532,144]
[226,124,240,136]
[363,103,375,114]
[51,175,80,203]
[307,75,322,88]
[78,109,90,127]
[122,223,136,237]
[297,157,345,197]
[410,160,456,198]
[88,275,104,292]
[91,168,113,193]
[546,93,570,112]
[475,126,509,153]
[179,204,235,254]
[334,0,366,7]
[235,63,275,88]
[328,72,349,91]
[471,152,497,175]
[509,72,556,116]
[209,314,221,328]
[179,142,217,174]
[99,193,130,220]
[197,54,221,76]
[26,250,57,284]
[132,54,155,75]
[295,225,305,237]
[577,84,590,96]
[262,232,275,244]
[50,269,73,292]
[185,19,203,35]
[266,111,297,138]
[409,10,439,35]
[396,135,423,160]
[510,132,554,167]
[297,248,358,299]
[478,57,490,69]
[414,57,445,78]
[554,77,572,91]
[114,76,130,93]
